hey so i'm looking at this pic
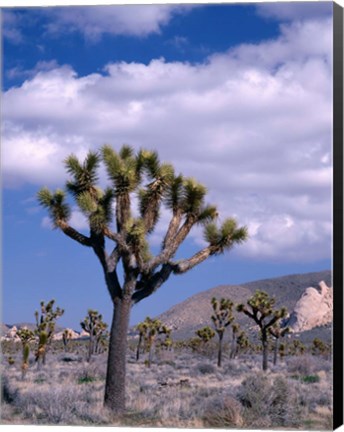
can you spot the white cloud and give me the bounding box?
[2,16,332,263]
[256,2,332,22]
[43,5,190,40]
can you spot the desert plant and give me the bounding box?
[311,337,329,356]
[269,322,289,365]
[34,299,64,368]
[62,329,74,352]
[16,327,35,379]
[236,330,250,355]
[229,323,240,359]
[211,297,234,367]
[80,309,108,361]
[195,326,215,345]
[38,145,247,414]
[237,290,287,371]
[289,339,306,356]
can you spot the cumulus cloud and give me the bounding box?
[256,2,332,21]
[2,16,332,263]
[3,5,190,44]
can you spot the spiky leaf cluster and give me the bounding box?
[204,218,248,253]
[65,152,100,197]
[37,188,71,228]
[17,328,35,344]
[211,297,235,335]
[196,326,215,343]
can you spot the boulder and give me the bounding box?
[287,281,333,332]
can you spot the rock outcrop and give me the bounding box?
[287,281,333,332]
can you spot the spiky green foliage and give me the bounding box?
[204,218,248,253]
[37,188,71,228]
[102,145,141,194]
[80,309,108,361]
[196,326,215,343]
[34,299,64,367]
[65,151,100,197]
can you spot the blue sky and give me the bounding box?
[2,2,333,331]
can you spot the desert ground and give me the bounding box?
[1,338,332,429]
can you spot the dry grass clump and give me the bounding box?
[202,395,244,428]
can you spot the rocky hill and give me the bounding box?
[156,270,332,340]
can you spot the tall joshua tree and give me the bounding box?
[38,145,247,414]
[211,297,235,367]
[237,290,287,371]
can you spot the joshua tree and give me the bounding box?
[229,322,240,359]
[136,317,171,367]
[289,339,306,356]
[236,330,250,355]
[34,300,64,368]
[80,309,108,361]
[62,329,74,352]
[237,290,287,371]
[135,319,149,362]
[211,297,235,367]
[311,337,331,357]
[16,328,35,379]
[38,145,247,414]
[269,322,289,365]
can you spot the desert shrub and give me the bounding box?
[299,375,320,384]
[287,355,317,375]
[202,396,244,428]
[196,362,216,375]
[223,360,249,376]
[237,373,302,428]
[1,374,19,404]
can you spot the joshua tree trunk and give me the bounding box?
[273,337,278,366]
[136,334,143,361]
[87,333,94,362]
[104,297,132,415]
[262,331,268,371]
[217,333,224,367]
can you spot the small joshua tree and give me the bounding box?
[62,329,74,352]
[16,328,35,379]
[34,299,64,368]
[236,330,250,356]
[80,309,108,361]
[269,322,289,365]
[237,290,287,371]
[211,297,234,367]
[135,319,149,362]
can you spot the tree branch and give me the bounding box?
[132,264,174,304]
[57,221,92,247]
[172,245,217,274]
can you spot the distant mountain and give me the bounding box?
[156,270,332,340]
